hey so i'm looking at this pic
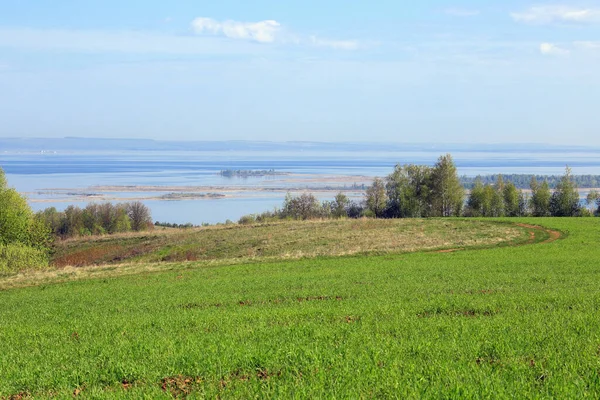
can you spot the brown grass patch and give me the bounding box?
[160,375,202,398]
[1,393,31,400]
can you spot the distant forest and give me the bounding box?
[461,175,600,190]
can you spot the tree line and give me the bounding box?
[240,154,598,223]
[36,202,153,238]
[460,174,600,190]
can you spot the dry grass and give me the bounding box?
[0,219,528,290]
[52,218,523,267]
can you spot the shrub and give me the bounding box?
[238,215,257,225]
[0,243,49,274]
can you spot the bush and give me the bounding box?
[0,243,49,274]
[238,215,257,225]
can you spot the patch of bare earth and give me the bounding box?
[515,223,562,244]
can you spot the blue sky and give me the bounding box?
[1,1,600,144]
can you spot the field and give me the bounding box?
[1,218,599,398]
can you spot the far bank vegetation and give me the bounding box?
[239,154,597,224]
[36,201,153,239]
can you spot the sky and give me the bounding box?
[1,1,600,145]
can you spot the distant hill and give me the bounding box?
[1,137,598,154]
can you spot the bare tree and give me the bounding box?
[127,201,152,231]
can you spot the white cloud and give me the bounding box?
[190,17,359,50]
[512,6,600,24]
[309,36,359,50]
[540,42,570,56]
[191,17,281,43]
[443,8,480,17]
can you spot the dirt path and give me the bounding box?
[515,223,562,244]
[434,222,562,253]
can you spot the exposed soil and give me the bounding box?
[515,223,562,244]
[434,223,562,253]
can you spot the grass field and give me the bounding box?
[1,218,599,398]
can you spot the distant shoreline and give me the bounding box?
[24,183,600,204]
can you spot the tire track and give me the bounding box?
[515,223,562,244]
[433,222,562,253]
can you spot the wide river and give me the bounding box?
[2,149,600,224]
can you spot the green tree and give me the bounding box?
[332,192,350,218]
[365,178,388,218]
[82,203,103,235]
[36,207,62,236]
[481,185,499,217]
[518,191,529,217]
[62,205,85,237]
[0,169,7,189]
[0,168,51,248]
[113,205,132,233]
[492,175,506,217]
[550,166,581,217]
[503,182,522,217]
[386,164,431,218]
[0,167,52,270]
[466,178,485,217]
[587,190,600,216]
[0,184,33,246]
[282,193,322,220]
[430,154,464,217]
[530,178,551,217]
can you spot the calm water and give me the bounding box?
[2,150,599,224]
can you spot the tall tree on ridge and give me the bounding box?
[430,154,464,217]
[530,177,551,217]
[503,182,522,217]
[466,177,485,217]
[550,166,581,217]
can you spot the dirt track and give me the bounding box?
[434,222,562,253]
[515,223,562,244]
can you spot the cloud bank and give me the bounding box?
[540,42,570,56]
[190,17,358,50]
[512,5,600,24]
[191,17,281,43]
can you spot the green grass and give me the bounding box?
[1,218,599,398]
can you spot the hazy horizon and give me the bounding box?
[2,137,600,154]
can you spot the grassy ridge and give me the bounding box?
[1,218,599,398]
[51,219,525,268]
